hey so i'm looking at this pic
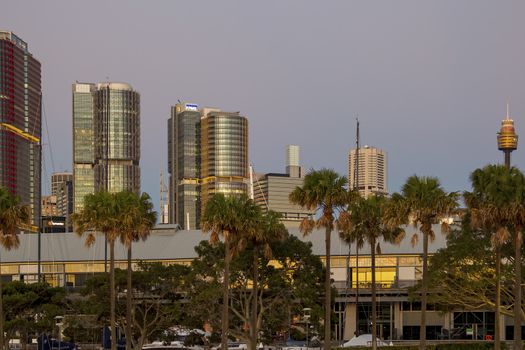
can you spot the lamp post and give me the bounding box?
[55,316,64,350]
[303,308,311,349]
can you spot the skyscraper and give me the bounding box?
[73,82,140,213]
[168,102,201,229]
[93,83,140,193]
[0,31,42,228]
[200,109,249,215]
[73,82,96,213]
[348,146,387,198]
[167,104,249,229]
[51,172,73,230]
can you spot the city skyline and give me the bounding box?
[2,1,524,214]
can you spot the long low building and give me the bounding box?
[1,224,510,342]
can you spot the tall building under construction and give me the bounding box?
[0,31,42,228]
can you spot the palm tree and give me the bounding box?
[0,187,29,350]
[116,192,157,350]
[72,191,119,350]
[338,195,404,350]
[464,165,521,350]
[201,193,257,350]
[236,210,286,350]
[289,169,347,350]
[385,176,458,350]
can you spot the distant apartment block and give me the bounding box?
[348,146,388,198]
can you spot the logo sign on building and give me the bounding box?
[185,103,198,111]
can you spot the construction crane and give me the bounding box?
[0,122,40,143]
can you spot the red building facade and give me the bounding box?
[0,31,41,228]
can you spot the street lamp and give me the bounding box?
[303,308,311,349]
[55,316,64,350]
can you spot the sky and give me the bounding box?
[2,1,525,212]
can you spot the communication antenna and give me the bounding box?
[354,116,361,336]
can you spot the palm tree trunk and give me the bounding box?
[495,248,501,350]
[513,231,522,350]
[355,245,360,337]
[419,231,429,350]
[110,240,117,350]
[0,263,4,350]
[324,225,332,350]
[221,238,231,350]
[250,249,259,350]
[371,240,377,350]
[126,245,132,350]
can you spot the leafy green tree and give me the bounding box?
[0,187,30,350]
[3,282,67,350]
[72,191,120,350]
[115,192,157,350]
[80,263,190,350]
[338,195,404,350]
[289,168,347,350]
[464,165,524,349]
[186,235,325,346]
[385,176,459,350]
[201,194,260,350]
[464,165,525,350]
[425,215,518,322]
[238,210,286,350]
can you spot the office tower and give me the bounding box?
[254,145,313,225]
[41,195,58,216]
[51,172,73,197]
[200,109,249,216]
[73,82,140,213]
[167,104,249,229]
[348,146,387,198]
[497,103,518,169]
[93,83,140,193]
[53,173,73,230]
[0,31,42,229]
[168,102,201,228]
[286,144,303,178]
[73,82,96,212]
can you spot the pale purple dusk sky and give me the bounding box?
[2,1,525,212]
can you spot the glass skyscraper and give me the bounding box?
[168,103,201,228]
[73,83,96,213]
[167,104,248,229]
[93,83,140,193]
[73,82,140,213]
[0,31,42,228]
[200,110,249,211]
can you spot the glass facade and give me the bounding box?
[200,112,248,213]
[0,32,41,227]
[168,104,201,228]
[93,83,140,194]
[73,83,140,213]
[72,83,95,212]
